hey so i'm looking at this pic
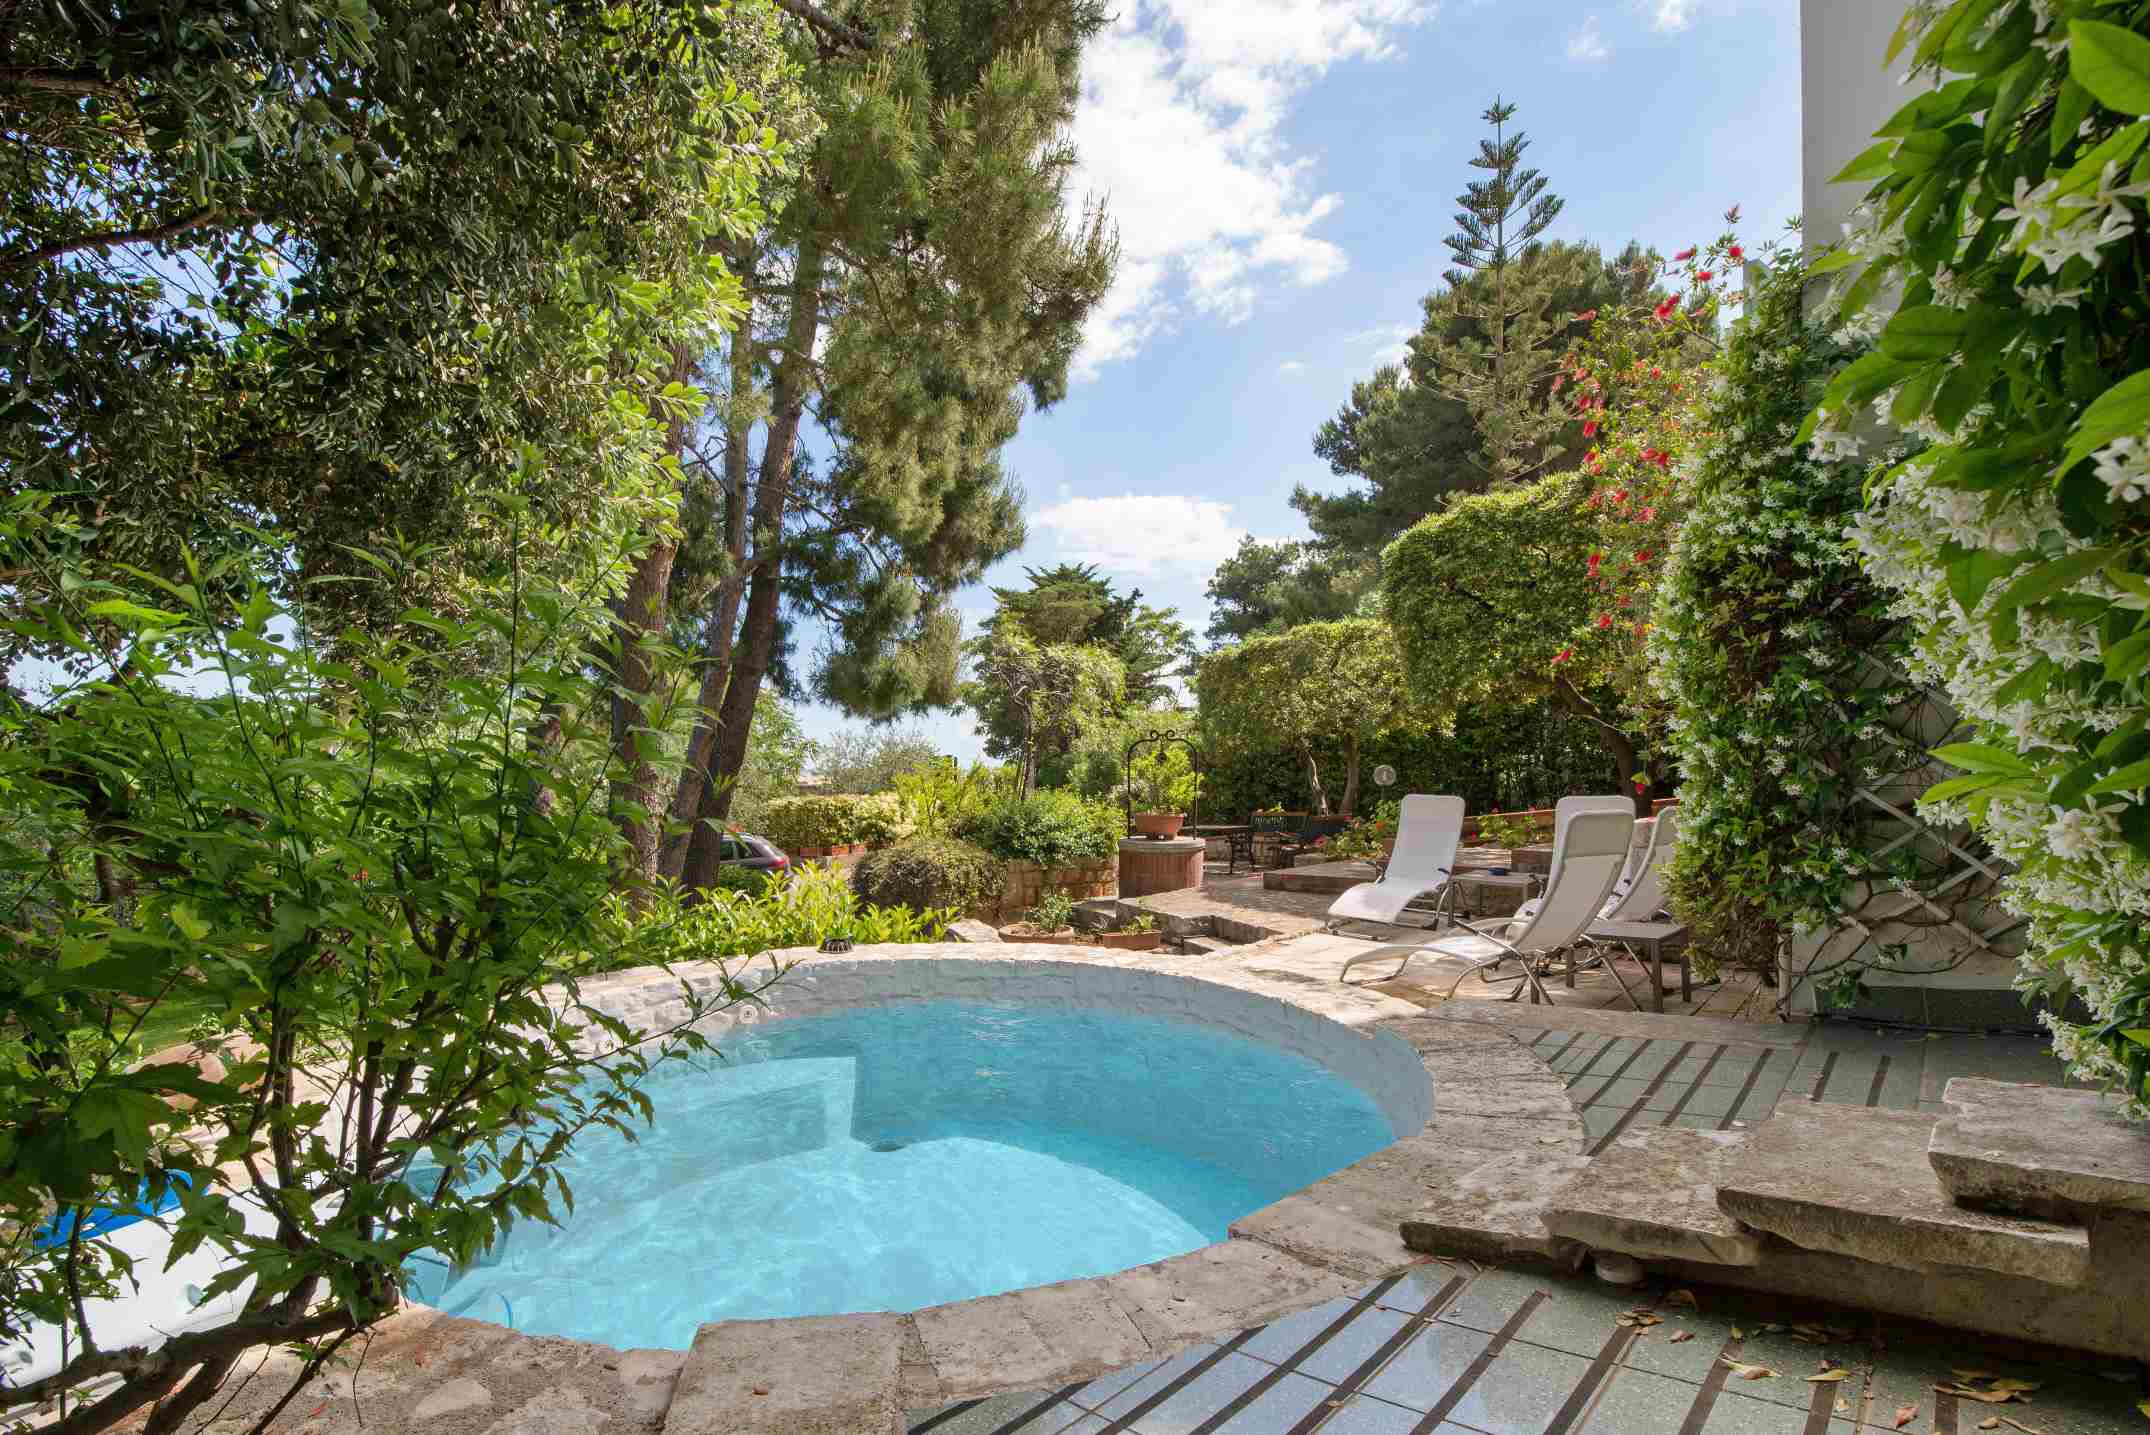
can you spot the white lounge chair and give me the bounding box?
[1324,794,1465,933]
[1510,806,1680,930]
[1339,796,1636,1003]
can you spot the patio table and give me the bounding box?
[1591,919,1692,1012]
[1190,824,1254,874]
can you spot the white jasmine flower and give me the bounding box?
[2093,435,2150,504]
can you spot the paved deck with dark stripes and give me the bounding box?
[909,1261,2148,1434]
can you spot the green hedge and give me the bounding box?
[1200,700,1623,822]
[853,836,1005,914]
[758,793,910,849]
[956,789,1121,867]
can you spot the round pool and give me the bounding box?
[406,997,1399,1349]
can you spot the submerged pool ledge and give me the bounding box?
[197,943,1587,1434]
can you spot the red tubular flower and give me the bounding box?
[1574,309,1598,322]
[1637,505,1659,522]
[1587,552,1603,577]
[1649,366,1662,380]
[1611,488,1628,504]
[1674,247,1696,261]
[1583,419,1598,437]
[1635,550,1653,564]
[1633,622,1648,637]
[1596,613,1614,629]
[1698,270,1714,283]
[1653,296,1679,322]
[1728,244,1744,261]
[1553,648,1574,666]
[1634,776,1647,793]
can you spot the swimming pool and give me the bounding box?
[405,999,1398,1350]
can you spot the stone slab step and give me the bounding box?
[1929,1077,2150,1220]
[1399,1149,1594,1261]
[1543,1127,1763,1266]
[1715,1100,2092,1287]
[666,1313,903,1434]
[1176,935,1235,955]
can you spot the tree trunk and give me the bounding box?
[1303,747,1329,816]
[1338,732,1362,819]
[1551,674,1649,813]
[606,341,698,906]
[680,242,823,890]
[660,295,758,881]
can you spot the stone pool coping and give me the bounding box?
[417,942,1585,1434]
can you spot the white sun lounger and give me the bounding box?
[1324,794,1465,933]
[1339,795,1636,1003]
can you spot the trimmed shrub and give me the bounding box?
[957,789,1121,868]
[758,793,911,849]
[854,836,1005,914]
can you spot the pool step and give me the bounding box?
[1542,1126,1763,1266]
[1927,1077,2150,1221]
[1713,1100,2092,1286]
[663,1312,906,1435]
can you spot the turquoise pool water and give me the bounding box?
[405,1000,1395,1349]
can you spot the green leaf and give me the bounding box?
[1923,773,2008,803]
[1931,741,2035,776]
[2053,121,2150,199]
[1892,127,1959,175]
[83,598,187,626]
[169,902,210,942]
[2070,20,2150,116]
[1990,546,2121,612]
[2062,369,2150,472]
[2054,75,2094,156]
[1805,248,1863,276]
[2087,755,2150,796]
[2106,627,2150,681]
[1986,54,2046,150]
[1833,139,1900,184]
[1879,305,1968,361]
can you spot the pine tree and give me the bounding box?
[1422,99,1579,487]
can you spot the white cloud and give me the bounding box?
[1277,359,1307,375]
[1641,0,1737,31]
[1070,0,1436,376]
[1350,321,1416,367]
[1030,493,1251,577]
[1567,15,1610,60]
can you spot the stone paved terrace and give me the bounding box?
[1144,872,1780,1022]
[907,1259,2150,1434]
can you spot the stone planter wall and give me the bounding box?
[973,856,1117,924]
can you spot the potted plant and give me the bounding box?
[1094,912,1162,951]
[1001,891,1079,944]
[1130,752,1197,839]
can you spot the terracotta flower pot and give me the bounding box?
[998,923,1079,944]
[1133,811,1185,839]
[1094,929,1163,951]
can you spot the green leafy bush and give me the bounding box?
[957,789,1121,867]
[853,836,1005,914]
[758,793,911,849]
[624,865,952,964]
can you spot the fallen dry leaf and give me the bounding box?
[307,1405,327,1419]
[1669,1330,1694,1344]
[1953,1369,1996,1381]
[1978,1419,2002,1431]
[1731,1325,1745,1339]
[1990,1380,2041,1394]
[1615,1310,1663,1329]
[1665,1289,1698,1308]
[1805,1369,1850,1383]
[749,1385,770,1397]
[2137,1398,2150,1420]
[1835,1397,1852,1415]
[1997,1418,2048,1435]
[1721,1358,1776,1381]
[1940,1384,2029,1406]
[1893,1403,1919,1429]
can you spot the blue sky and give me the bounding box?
[803,0,1809,764]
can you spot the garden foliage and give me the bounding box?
[756,793,910,850]
[852,837,1006,917]
[1651,254,1940,982]
[955,789,1122,868]
[1812,1,2150,1104]
[0,532,760,1432]
[656,864,953,957]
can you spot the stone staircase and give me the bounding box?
[1405,1076,2150,1361]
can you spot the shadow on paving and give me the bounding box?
[907,1260,2150,1434]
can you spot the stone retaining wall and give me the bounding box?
[974,856,1117,924]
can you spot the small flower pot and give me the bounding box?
[1133,811,1186,839]
[998,923,1079,944]
[1094,929,1163,951]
